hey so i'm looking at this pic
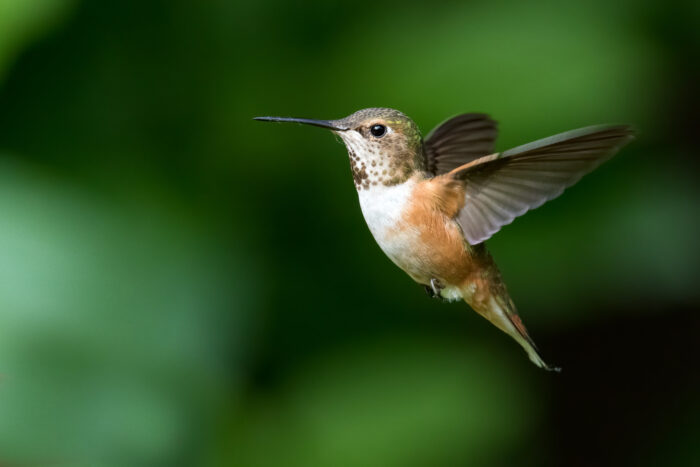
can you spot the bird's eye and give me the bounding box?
[370,124,387,138]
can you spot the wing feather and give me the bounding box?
[450,124,635,244]
[423,113,498,175]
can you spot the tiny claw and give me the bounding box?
[430,278,443,296]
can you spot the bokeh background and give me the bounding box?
[0,0,698,466]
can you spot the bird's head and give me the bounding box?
[255,108,425,190]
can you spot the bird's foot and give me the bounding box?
[424,278,444,299]
[430,278,443,295]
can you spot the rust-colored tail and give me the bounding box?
[482,293,560,371]
[461,247,560,371]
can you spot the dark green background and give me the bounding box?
[0,1,698,466]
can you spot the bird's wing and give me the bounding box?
[423,113,498,175]
[448,124,635,245]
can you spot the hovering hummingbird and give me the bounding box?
[255,109,634,370]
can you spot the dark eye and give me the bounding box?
[370,124,386,137]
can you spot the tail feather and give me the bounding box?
[460,244,560,371]
[503,309,560,372]
[465,286,560,372]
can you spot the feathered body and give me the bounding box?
[256,108,635,370]
[356,175,545,366]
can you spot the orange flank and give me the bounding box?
[396,175,469,285]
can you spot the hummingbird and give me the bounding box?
[255,108,634,370]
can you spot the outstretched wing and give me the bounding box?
[423,113,498,175]
[449,124,636,245]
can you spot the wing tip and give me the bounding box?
[502,123,637,159]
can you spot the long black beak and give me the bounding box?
[253,116,348,131]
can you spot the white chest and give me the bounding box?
[357,180,419,266]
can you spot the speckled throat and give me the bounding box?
[333,108,426,190]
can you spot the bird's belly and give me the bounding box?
[357,180,471,288]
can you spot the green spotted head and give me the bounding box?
[255,108,426,190]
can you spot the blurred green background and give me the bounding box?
[0,0,698,466]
